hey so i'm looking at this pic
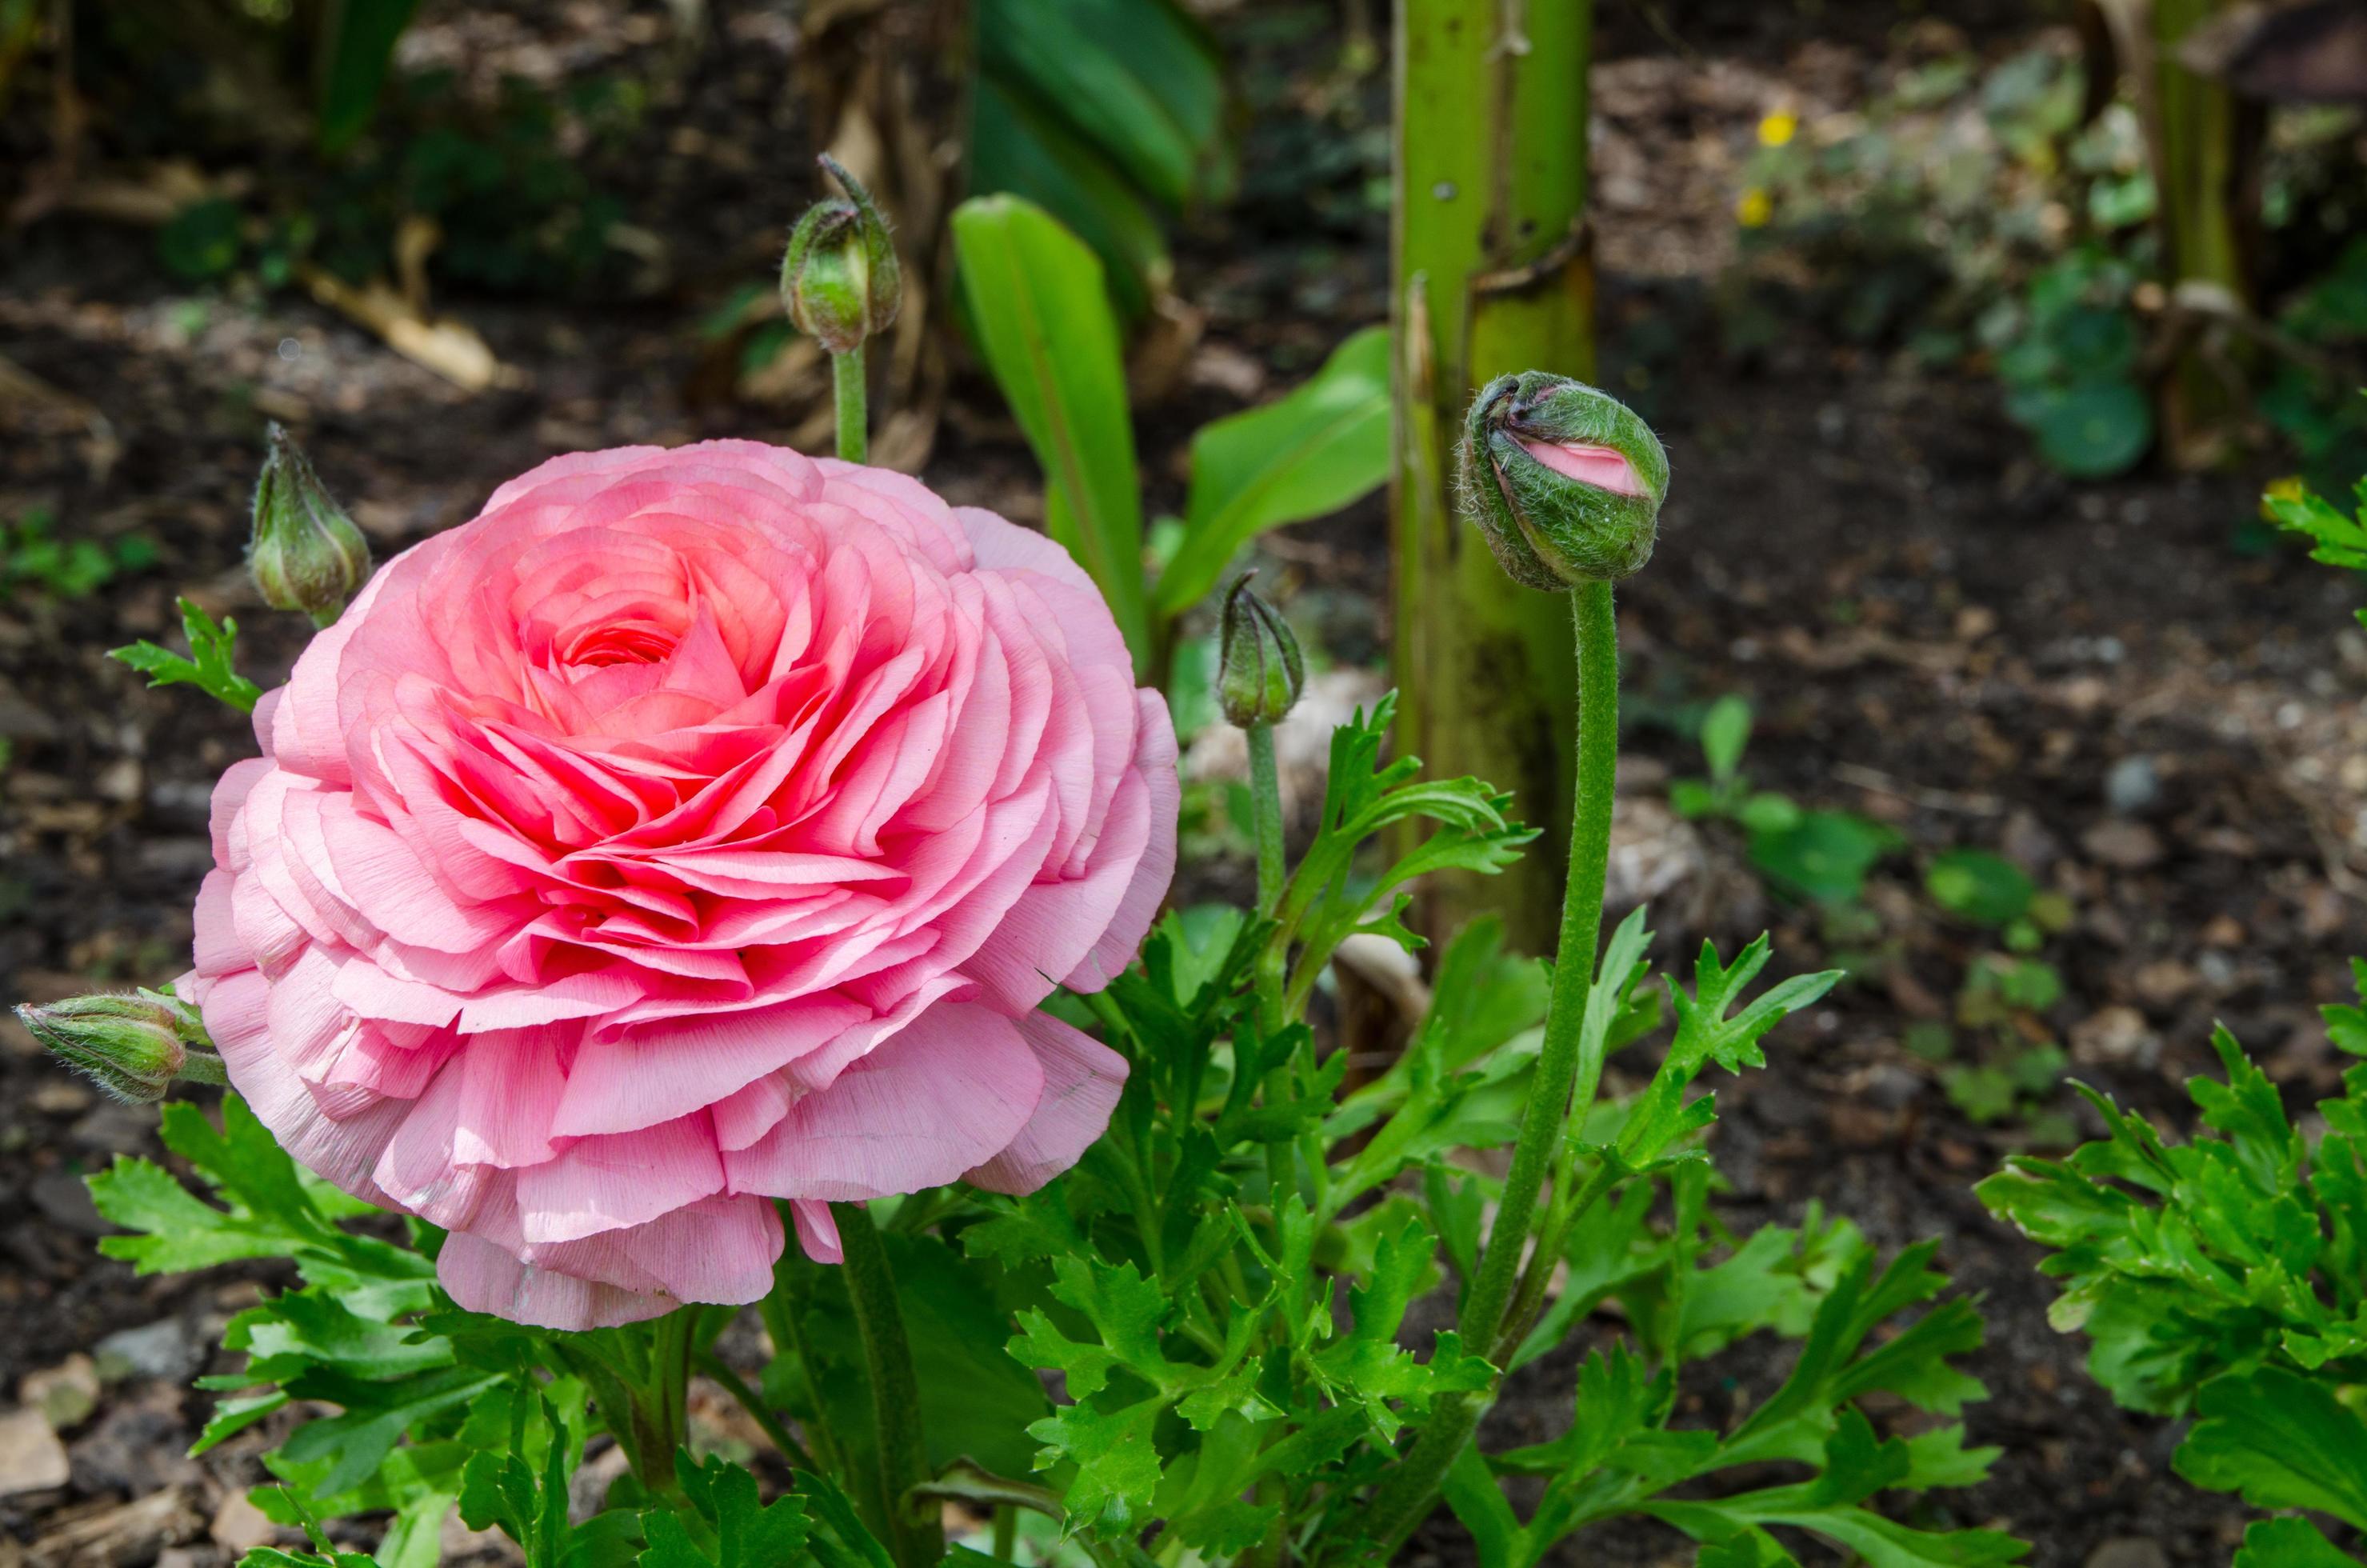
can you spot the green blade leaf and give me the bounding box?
[975,0,1230,213]
[1154,326,1390,615]
[1439,1442,1528,1568]
[316,0,421,154]
[969,74,1166,320]
[951,194,1151,674]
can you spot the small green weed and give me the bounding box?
[1672,694,1903,905]
[2,509,157,602]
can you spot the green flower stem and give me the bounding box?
[1465,579,1618,1343]
[1492,1157,1622,1366]
[598,1307,698,1500]
[1245,718,1301,1200]
[1365,578,1621,1554]
[652,1307,698,1463]
[834,345,868,464]
[694,1347,817,1473]
[759,1278,846,1481]
[1246,723,1286,914]
[178,1047,229,1086]
[835,1201,942,1568]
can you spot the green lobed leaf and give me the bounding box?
[2174,1365,2367,1529]
[637,1451,809,1568]
[1977,1016,2367,1418]
[110,596,262,712]
[2232,1518,2367,1568]
[1617,935,1841,1169]
[1308,1214,1493,1437]
[2269,485,2367,574]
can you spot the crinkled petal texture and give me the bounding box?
[187,442,1177,1330]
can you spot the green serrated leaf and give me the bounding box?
[1617,937,1840,1167]
[111,596,262,712]
[2232,1517,2367,1568]
[2175,1366,2367,1529]
[638,1451,808,1567]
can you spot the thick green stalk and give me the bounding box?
[2148,0,2254,466]
[1364,580,1620,1555]
[834,345,868,464]
[1391,0,1592,950]
[835,1202,941,1567]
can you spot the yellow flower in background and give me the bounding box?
[2261,474,2305,520]
[1736,188,1773,228]
[1757,110,1798,148]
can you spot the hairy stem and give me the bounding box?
[1493,1158,1622,1367]
[177,1047,228,1086]
[833,345,868,464]
[759,1278,846,1481]
[1246,719,1301,1199]
[1365,579,1621,1554]
[1247,723,1286,914]
[1461,581,1617,1350]
[836,1202,941,1567]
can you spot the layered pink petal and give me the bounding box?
[723,1002,1044,1201]
[193,441,1174,1326]
[964,1010,1130,1195]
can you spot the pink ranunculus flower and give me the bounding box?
[181,442,1178,1330]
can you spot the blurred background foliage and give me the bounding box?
[1724,2,2367,486]
[3,0,2361,483]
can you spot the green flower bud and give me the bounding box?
[16,989,221,1105]
[1460,372,1669,589]
[1217,573,1304,729]
[250,423,370,627]
[780,155,902,357]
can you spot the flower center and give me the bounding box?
[563,620,679,667]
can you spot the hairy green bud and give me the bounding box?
[1460,373,1669,589]
[1217,573,1304,730]
[250,423,370,627]
[16,989,222,1104]
[780,155,903,357]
